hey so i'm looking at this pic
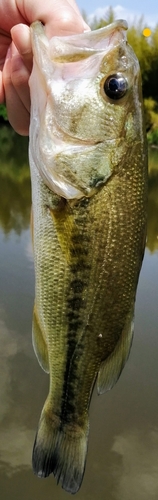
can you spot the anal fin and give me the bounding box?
[97,307,134,394]
[32,305,49,373]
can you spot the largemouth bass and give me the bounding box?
[29,20,148,494]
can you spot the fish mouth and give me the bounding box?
[49,19,128,60]
[31,20,128,61]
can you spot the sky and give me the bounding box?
[77,0,158,28]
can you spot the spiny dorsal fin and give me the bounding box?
[97,307,134,394]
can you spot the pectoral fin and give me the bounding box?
[97,308,134,394]
[32,305,49,373]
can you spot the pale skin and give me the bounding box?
[0,0,90,135]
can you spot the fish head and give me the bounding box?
[29,20,145,200]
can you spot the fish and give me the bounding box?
[29,19,148,494]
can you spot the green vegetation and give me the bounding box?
[0,103,8,121]
[127,21,158,144]
[147,150,158,252]
[0,125,29,176]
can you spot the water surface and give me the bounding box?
[0,128,158,500]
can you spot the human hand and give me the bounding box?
[0,0,90,135]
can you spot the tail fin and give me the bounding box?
[32,407,89,494]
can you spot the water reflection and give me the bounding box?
[0,309,40,476]
[147,148,158,252]
[0,126,31,234]
[0,126,158,499]
[112,429,158,498]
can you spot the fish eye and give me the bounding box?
[102,74,128,100]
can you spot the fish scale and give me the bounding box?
[29,20,148,494]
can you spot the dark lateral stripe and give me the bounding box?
[71,279,85,293]
[68,296,84,311]
[71,261,90,273]
[60,203,91,423]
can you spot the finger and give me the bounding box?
[10,43,31,112]
[0,70,4,102]
[3,45,30,135]
[66,0,90,30]
[11,24,32,72]
[18,0,90,37]
[66,0,81,14]
[0,33,11,70]
[43,1,90,36]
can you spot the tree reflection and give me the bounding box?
[147,148,158,252]
[0,126,31,235]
